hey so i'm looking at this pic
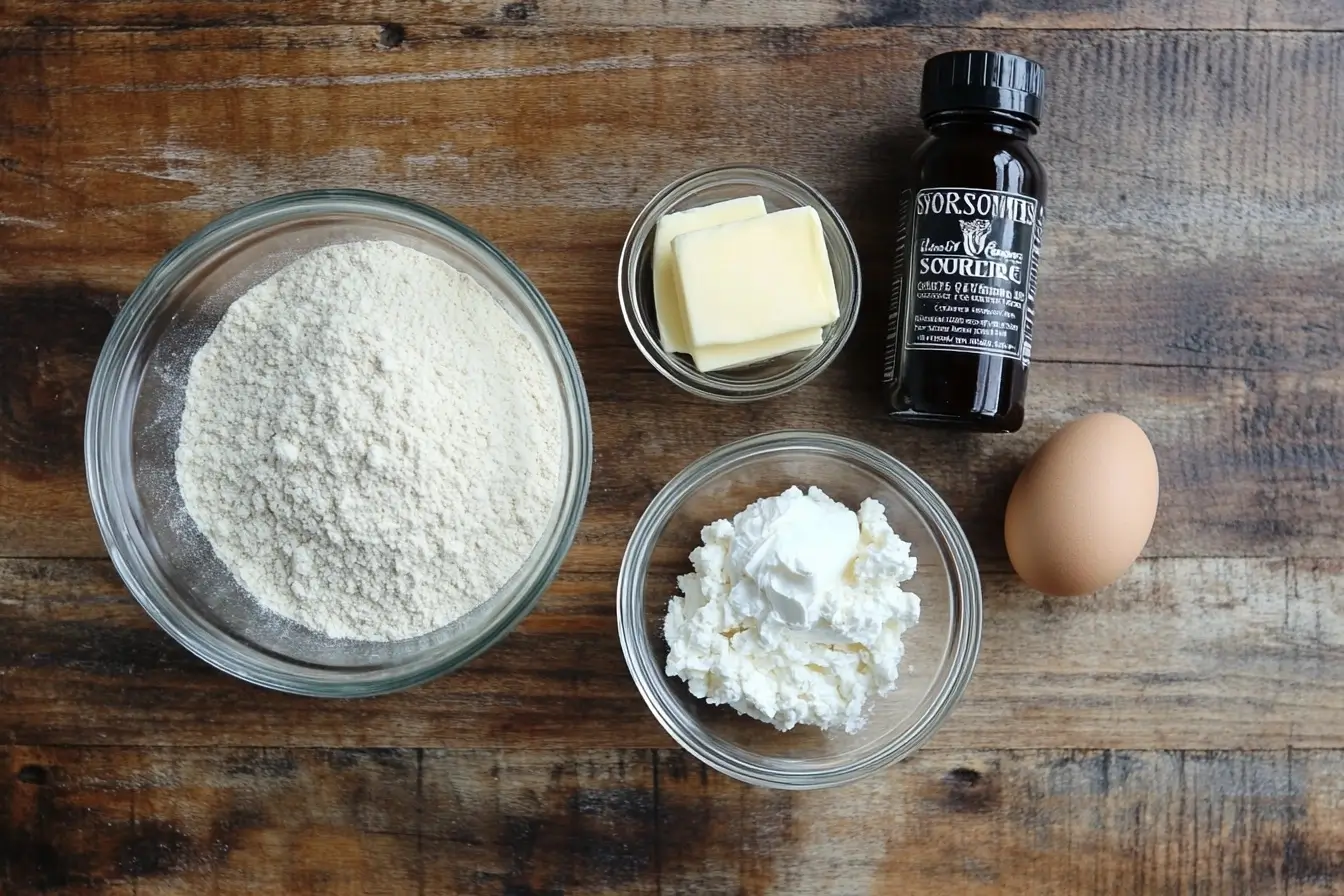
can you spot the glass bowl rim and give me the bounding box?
[618,165,862,403]
[616,429,982,788]
[85,188,594,697]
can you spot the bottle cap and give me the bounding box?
[921,50,1045,124]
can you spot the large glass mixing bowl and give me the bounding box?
[85,190,593,696]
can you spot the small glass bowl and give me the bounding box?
[85,190,593,696]
[618,166,861,402]
[617,431,981,789]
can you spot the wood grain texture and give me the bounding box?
[3,27,1343,558]
[0,284,116,557]
[5,26,1341,372]
[6,556,1344,751]
[6,745,1344,895]
[4,12,1344,894]
[0,0,1311,31]
[3,2,1342,31]
[6,350,1337,559]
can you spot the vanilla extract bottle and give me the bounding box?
[883,50,1047,433]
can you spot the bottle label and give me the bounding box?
[895,187,1041,365]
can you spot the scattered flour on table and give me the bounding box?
[175,240,563,641]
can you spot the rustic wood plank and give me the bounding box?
[1,746,658,895]
[659,747,1344,895]
[0,0,1271,31]
[0,284,116,558]
[5,330,1341,559]
[5,745,1344,894]
[6,2,1344,31]
[1253,2,1344,29]
[597,363,1344,561]
[3,27,1343,557]
[4,27,1341,374]
[6,557,1344,750]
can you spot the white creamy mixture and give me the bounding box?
[664,486,920,733]
[176,240,562,641]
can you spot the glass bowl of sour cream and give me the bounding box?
[616,430,981,789]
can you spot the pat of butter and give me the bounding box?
[674,206,839,347]
[692,327,823,373]
[652,196,768,354]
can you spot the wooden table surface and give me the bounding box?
[4,2,1344,893]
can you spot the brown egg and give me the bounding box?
[1004,413,1159,596]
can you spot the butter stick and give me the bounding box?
[651,196,767,354]
[691,327,824,373]
[674,206,839,348]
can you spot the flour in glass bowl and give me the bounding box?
[175,239,563,641]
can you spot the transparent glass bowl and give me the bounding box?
[85,189,593,696]
[618,166,861,402]
[617,431,981,788]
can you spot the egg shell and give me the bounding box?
[1004,413,1159,597]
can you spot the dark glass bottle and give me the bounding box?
[883,50,1047,433]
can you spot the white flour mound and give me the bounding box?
[175,240,563,641]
